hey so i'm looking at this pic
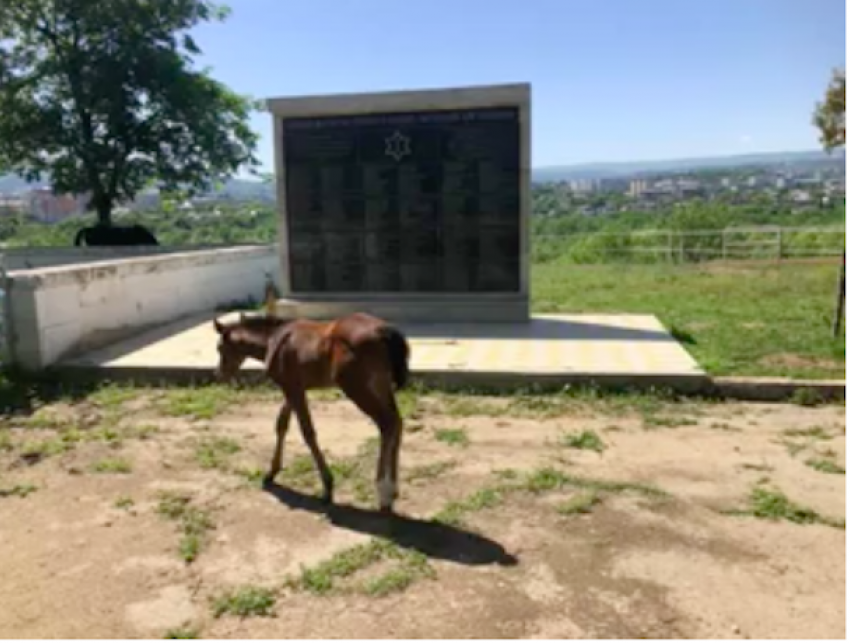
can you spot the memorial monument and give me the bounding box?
[265,83,531,322]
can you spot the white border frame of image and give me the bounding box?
[264,82,531,304]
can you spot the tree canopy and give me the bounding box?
[813,67,846,152]
[0,0,259,225]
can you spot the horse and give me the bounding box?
[212,311,411,514]
[73,224,159,246]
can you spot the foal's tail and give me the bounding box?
[378,324,410,390]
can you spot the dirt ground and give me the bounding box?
[0,386,845,639]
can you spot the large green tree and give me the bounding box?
[0,0,259,225]
[812,67,845,152]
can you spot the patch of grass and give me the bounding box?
[211,586,276,618]
[395,389,420,419]
[125,424,160,440]
[91,457,132,474]
[88,384,139,409]
[789,387,825,407]
[433,487,504,527]
[805,458,845,475]
[164,625,200,639]
[0,482,38,498]
[725,485,844,528]
[156,490,193,520]
[289,537,433,597]
[293,539,392,595]
[783,426,832,440]
[520,466,668,499]
[194,436,241,470]
[710,422,742,432]
[277,454,318,487]
[114,495,135,510]
[434,428,470,447]
[18,437,71,462]
[560,429,606,452]
[643,415,699,429]
[307,389,344,402]
[781,440,809,457]
[23,408,65,430]
[741,462,774,472]
[557,491,603,516]
[439,396,499,418]
[362,553,435,597]
[0,429,11,451]
[159,386,239,420]
[155,491,216,562]
[234,466,266,488]
[404,460,457,484]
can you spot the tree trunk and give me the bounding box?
[91,192,113,227]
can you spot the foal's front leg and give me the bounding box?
[290,391,335,505]
[264,401,292,485]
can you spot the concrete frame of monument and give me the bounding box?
[264,82,532,324]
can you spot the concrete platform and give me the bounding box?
[57,313,709,392]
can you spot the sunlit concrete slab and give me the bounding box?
[58,313,708,391]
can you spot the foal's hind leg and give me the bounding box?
[339,373,403,513]
[264,401,292,485]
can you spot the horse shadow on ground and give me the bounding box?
[262,481,519,568]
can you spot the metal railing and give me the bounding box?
[531,225,846,264]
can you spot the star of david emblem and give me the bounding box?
[384,130,412,162]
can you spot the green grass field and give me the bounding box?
[532,260,845,380]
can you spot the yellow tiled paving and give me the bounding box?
[64,313,705,378]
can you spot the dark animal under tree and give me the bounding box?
[73,224,159,246]
[213,311,411,514]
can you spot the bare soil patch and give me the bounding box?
[0,388,845,639]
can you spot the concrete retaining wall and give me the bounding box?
[1,244,267,271]
[3,245,280,370]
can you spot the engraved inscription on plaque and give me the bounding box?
[283,107,521,293]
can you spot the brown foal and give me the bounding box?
[212,311,410,514]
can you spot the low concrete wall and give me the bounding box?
[1,244,265,271]
[4,245,280,370]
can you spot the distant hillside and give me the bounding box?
[532,149,846,182]
[2,147,844,195]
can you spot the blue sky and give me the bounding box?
[190,0,846,171]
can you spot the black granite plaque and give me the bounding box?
[283,106,520,293]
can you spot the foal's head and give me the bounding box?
[212,314,285,381]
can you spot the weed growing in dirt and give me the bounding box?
[439,396,500,418]
[557,491,603,516]
[234,466,266,488]
[114,495,135,510]
[87,384,140,410]
[710,422,742,432]
[0,482,37,498]
[724,485,845,529]
[560,430,606,452]
[91,457,132,474]
[194,436,241,470]
[211,586,276,618]
[805,458,845,474]
[783,426,832,440]
[288,537,434,597]
[433,487,504,527]
[164,625,200,639]
[741,463,774,472]
[434,428,469,447]
[643,415,699,430]
[789,388,825,407]
[155,491,216,562]
[158,386,239,420]
[0,429,11,451]
[520,467,668,499]
[404,460,457,484]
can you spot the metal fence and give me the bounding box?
[531,225,846,264]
